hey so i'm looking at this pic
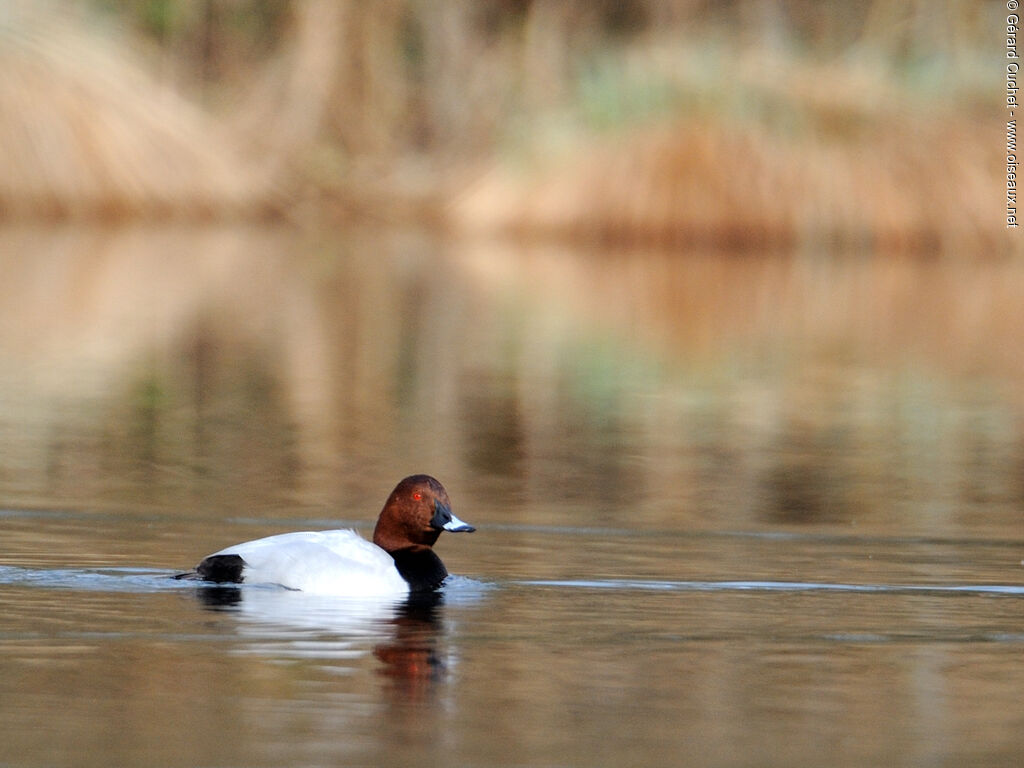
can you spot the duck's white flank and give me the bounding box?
[211,530,410,596]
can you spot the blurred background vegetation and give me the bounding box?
[0,0,1006,252]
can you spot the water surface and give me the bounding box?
[0,226,1022,767]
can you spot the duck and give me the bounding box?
[174,475,474,596]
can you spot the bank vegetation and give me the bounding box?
[0,0,1006,253]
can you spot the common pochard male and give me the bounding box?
[175,475,474,596]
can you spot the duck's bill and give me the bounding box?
[431,500,476,532]
[442,512,475,533]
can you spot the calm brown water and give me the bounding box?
[0,225,1022,767]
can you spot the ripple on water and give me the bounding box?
[516,578,1024,596]
[0,565,1021,597]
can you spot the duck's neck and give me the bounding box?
[373,513,441,554]
[389,546,448,592]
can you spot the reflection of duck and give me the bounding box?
[193,582,411,635]
[187,575,494,703]
[194,584,243,609]
[374,592,446,693]
[192,581,448,695]
[176,475,474,595]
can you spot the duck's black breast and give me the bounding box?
[390,548,448,592]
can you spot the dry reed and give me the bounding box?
[0,6,275,220]
[451,112,1004,255]
[0,0,1007,251]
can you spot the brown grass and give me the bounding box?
[0,1,1006,251]
[451,113,1004,255]
[0,8,276,220]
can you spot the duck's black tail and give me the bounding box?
[194,554,246,583]
[172,554,246,583]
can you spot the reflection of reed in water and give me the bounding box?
[454,242,1024,529]
[0,227,1021,532]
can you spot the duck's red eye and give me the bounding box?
[412,492,422,501]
